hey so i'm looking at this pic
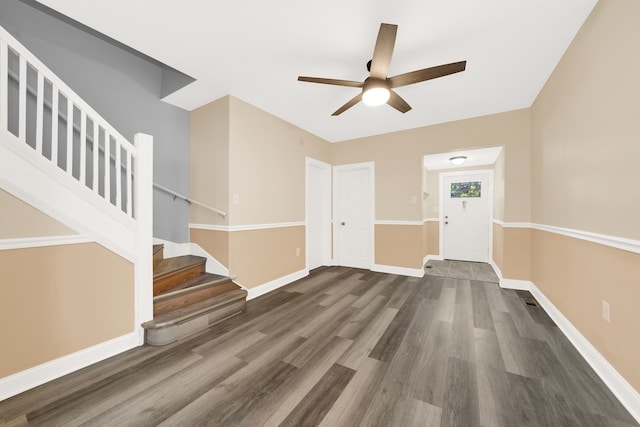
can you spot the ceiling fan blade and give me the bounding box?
[298,76,363,88]
[387,90,412,113]
[389,60,467,88]
[369,23,398,79]
[332,93,363,116]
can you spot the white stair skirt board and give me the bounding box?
[530,283,640,423]
[244,269,309,300]
[153,238,229,277]
[0,332,139,401]
[372,264,425,278]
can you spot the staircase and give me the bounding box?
[142,244,247,346]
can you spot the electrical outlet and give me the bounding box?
[295,247,301,256]
[602,300,610,323]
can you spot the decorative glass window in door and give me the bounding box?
[450,181,481,198]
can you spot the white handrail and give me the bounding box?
[153,183,227,218]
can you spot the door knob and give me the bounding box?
[445,221,449,225]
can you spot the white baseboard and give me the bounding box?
[188,243,229,276]
[423,254,444,265]
[243,268,309,300]
[372,264,425,278]
[0,332,139,401]
[499,278,533,291]
[153,238,229,277]
[530,283,640,423]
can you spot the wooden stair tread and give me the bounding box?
[153,275,241,317]
[154,255,205,280]
[155,273,230,297]
[152,244,164,256]
[143,288,248,329]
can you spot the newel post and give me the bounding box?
[134,133,153,344]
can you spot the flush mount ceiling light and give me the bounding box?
[449,156,467,165]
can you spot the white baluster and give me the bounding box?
[115,140,122,210]
[126,149,133,217]
[104,132,111,204]
[18,56,27,143]
[0,40,7,131]
[66,97,73,175]
[35,72,44,154]
[93,122,99,193]
[79,111,86,184]
[51,87,59,166]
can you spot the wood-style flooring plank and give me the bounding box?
[278,363,355,427]
[2,265,637,427]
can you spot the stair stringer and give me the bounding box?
[154,238,231,278]
[0,130,137,262]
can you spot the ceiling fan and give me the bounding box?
[298,23,467,116]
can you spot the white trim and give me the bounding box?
[439,169,494,263]
[423,254,444,265]
[533,223,640,255]
[372,263,425,278]
[500,278,533,291]
[189,222,305,232]
[243,268,309,300]
[530,283,640,423]
[492,220,640,255]
[0,235,92,250]
[306,157,332,272]
[423,218,440,223]
[153,238,230,277]
[374,220,423,226]
[189,243,230,277]
[0,332,139,401]
[333,162,375,270]
[492,219,533,228]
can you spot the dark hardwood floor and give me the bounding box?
[1,266,637,426]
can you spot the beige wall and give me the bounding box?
[190,96,230,226]
[189,96,331,288]
[530,0,640,393]
[228,97,331,225]
[190,228,229,268]
[532,230,640,392]
[531,0,640,241]
[0,189,76,238]
[332,109,531,223]
[426,221,439,256]
[493,148,505,222]
[229,226,305,288]
[0,242,134,377]
[375,224,423,269]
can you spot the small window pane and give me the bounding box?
[451,181,481,198]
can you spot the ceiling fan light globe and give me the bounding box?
[362,87,390,106]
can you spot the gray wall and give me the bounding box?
[0,0,191,242]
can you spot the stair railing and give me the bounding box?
[153,182,227,218]
[0,24,153,339]
[0,26,137,219]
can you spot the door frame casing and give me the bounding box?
[438,169,494,262]
[305,157,332,270]
[332,162,375,269]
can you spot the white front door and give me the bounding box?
[333,163,374,269]
[306,158,332,270]
[441,171,492,262]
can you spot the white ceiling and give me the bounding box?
[35,0,598,143]
[423,146,503,170]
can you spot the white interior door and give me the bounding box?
[306,158,332,270]
[441,171,492,262]
[333,163,374,269]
